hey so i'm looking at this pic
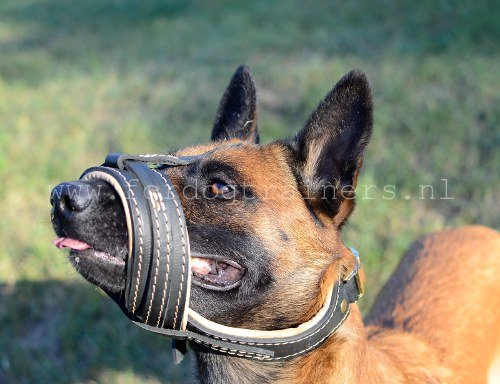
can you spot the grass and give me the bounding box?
[0,0,498,382]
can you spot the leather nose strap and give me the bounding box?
[80,158,192,331]
[81,166,153,314]
[123,160,191,330]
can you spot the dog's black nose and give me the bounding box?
[51,182,93,214]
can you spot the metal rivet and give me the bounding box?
[340,299,348,313]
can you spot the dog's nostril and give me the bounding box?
[64,190,91,212]
[52,182,93,213]
[64,195,75,211]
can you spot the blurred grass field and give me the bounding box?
[0,0,498,382]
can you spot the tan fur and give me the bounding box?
[289,226,500,384]
[174,142,499,383]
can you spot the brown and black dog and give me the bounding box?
[51,66,500,383]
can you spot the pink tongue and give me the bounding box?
[191,257,216,275]
[52,237,91,251]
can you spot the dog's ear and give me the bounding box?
[292,71,373,227]
[211,65,259,143]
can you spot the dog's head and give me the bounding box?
[51,66,372,330]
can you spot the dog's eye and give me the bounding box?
[208,181,234,198]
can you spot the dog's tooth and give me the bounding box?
[216,261,230,275]
[211,260,218,274]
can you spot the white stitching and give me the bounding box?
[137,154,182,160]
[269,307,349,360]
[155,191,171,327]
[137,154,170,157]
[200,283,342,347]
[187,284,348,361]
[104,167,144,314]
[145,189,162,324]
[153,170,187,329]
[186,337,269,358]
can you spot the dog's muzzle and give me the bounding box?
[78,152,365,362]
[81,153,195,332]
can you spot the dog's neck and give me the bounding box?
[191,306,368,384]
[190,250,447,383]
[191,252,367,384]
[192,347,288,384]
[192,305,448,384]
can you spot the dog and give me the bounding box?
[51,66,500,383]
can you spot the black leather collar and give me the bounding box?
[142,270,363,362]
[79,152,365,362]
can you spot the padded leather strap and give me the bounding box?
[132,278,360,361]
[80,152,365,362]
[81,166,153,314]
[188,280,354,360]
[81,158,193,331]
[104,152,211,170]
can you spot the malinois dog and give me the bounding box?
[51,66,500,383]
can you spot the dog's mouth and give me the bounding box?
[52,237,127,293]
[53,237,126,267]
[53,238,244,292]
[191,254,245,291]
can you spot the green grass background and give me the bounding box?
[0,0,498,382]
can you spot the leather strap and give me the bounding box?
[79,152,365,362]
[104,152,213,170]
[135,277,361,361]
[81,166,153,314]
[81,158,193,331]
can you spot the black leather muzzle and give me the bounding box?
[77,151,365,362]
[80,153,202,331]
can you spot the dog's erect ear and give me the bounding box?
[211,65,259,143]
[292,71,373,227]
